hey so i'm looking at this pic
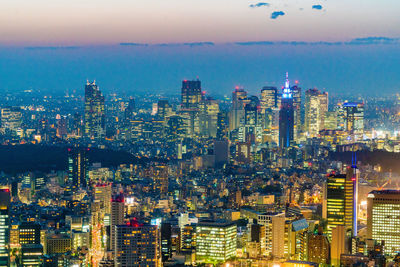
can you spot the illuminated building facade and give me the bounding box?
[0,189,10,267]
[110,195,125,252]
[181,80,202,110]
[305,89,328,137]
[229,87,247,131]
[21,244,43,267]
[84,80,105,139]
[195,221,237,263]
[0,106,22,135]
[279,73,294,148]
[367,190,400,256]
[114,222,160,267]
[67,147,89,189]
[19,222,41,245]
[325,169,355,239]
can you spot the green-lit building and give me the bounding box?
[195,220,237,263]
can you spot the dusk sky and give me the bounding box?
[0,0,399,95]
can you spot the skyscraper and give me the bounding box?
[340,102,364,140]
[181,79,202,110]
[325,168,356,239]
[279,73,294,148]
[84,80,105,139]
[110,194,125,253]
[229,87,247,131]
[367,190,400,256]
[260,86,278,111]
[0,189,10,267]
[305,89,328,137]
[1,106,22,135]
[67,147,89,189]
[115,221,160,267]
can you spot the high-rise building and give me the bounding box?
[157,100,172,122]
[67,147,89,189]
[21,244,43,267]
[19,222,41,245]
[1,106,22,135]
[291,85,302,139]
[279,73,294,148]
[160,222,172,261]
[0,189,10,267]
[84,80,105,139]
[229,87,247,131]
[260,86,278,111]
[307,231,330,265]
[331,225,347,267]
[367,190,400,256]
[110,194,125,252]
[305,89,328,137]
[94,183,112,214]
[181,80,202,110]
[337,102,364,140]
[124,98,136,121]
[196,220,237,263]
[239,96,262,143]
[114,221,160,267]
[325,168,356,239]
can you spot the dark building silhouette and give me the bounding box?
[279,73,294,148]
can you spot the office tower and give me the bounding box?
[160,223,172,261]
[157,100,172,122]
[229,87,247,131]
[19,222,41,245]
[271,215,286,258]
[45,234,72,254]
[114,221,160,267]
[305,89,328,137]
[246,222,266,258]
[340,102,364,140]
[324,111,338,130]
[21,244,43,267]
[199,97,220,138]
[56,115,68,139]
[151,165,168,194]
[181,79,202,110]
[67,147,89,189]
[258,212,285,256]
[367,190,400,256]
[307,231,330,265]
[1,106,22,135]
[124,98,136,121]
[325,168,356,239]
[279,73,294,148]
[196,220,237,263]
[239,96,262,143]
[180,224,196,253]
[0,189,10,267]
[166,115,187,143]
[94,183,112,214]
[331,225,346,267]
[72,113,83,137]
[291,85,302,139]
[110,194,125,252]
[216,112,228,140]
[84,80,105,139]
[260,86,278,111]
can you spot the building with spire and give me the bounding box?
[279,73,294,148]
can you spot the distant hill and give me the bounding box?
[0,144,150,174]
[329,150,400,173]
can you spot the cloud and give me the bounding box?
[312,5,323,10]
[24,46,80,50]
[183,42,215,47]
[235,41,274,46]
[271,11,285,19]
[120,42,149,46]
[249,2,270,8]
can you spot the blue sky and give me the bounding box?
[0,0,399,95]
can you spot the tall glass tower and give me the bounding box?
[84,80,105,139]
[279,73,294,148]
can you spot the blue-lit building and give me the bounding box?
[279,73,295,148]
